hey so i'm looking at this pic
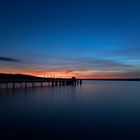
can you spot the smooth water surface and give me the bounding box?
[0,81,140,140]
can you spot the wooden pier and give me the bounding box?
[0,78,82,89]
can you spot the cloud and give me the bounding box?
[0,54,139,78]
[65,70,74,73]
[0,56,20,63]
[28,55,133,72]
[74,57,131,68]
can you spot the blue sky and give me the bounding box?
[0,0,140,78]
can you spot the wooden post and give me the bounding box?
[52,81,54,87]
[21,82,22,88]
[66,81,69,85]
[6,82,8,89]
[77,80,79,85]
[62,81,65,86]
[55,81,58,86]
[13,82,15,89]
[41,82,43,87]
[32,82,35,88]
[59,81,61,86]
[25,82,27,89]
[80,80,82,85]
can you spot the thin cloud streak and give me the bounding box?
[0,55,139,78]
[0,56,20,63]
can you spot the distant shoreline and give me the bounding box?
[0,73,139,81]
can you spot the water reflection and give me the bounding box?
[0,81,140,139]
[0,84,83,106]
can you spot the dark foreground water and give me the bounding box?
[0,81,140,140]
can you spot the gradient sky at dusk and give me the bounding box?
[0,0,140,78]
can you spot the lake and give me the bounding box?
[0,80,140,140]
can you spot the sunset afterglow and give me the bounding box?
[0,0,140,79]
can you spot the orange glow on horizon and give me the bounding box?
[0,70,75,78]
[0,69,138,79]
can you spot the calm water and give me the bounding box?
[0,81,140,140]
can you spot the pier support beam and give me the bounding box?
[25,82,27,89]
[76,80,78,85]
[52,81,54,87]
[41,82,43,87]
[13,82,15,89]
[21,82,23,88]
[6,83,8,89]
[32,83,35,88]
[55,81,58,86]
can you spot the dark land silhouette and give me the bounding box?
[0,73,48,81]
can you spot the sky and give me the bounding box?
[0,0,140,78]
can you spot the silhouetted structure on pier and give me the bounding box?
[0,74,82,89]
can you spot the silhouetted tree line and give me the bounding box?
[0,73,47,81]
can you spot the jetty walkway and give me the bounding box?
[0,78,82,89]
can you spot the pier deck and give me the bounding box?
[0,78,82,89]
